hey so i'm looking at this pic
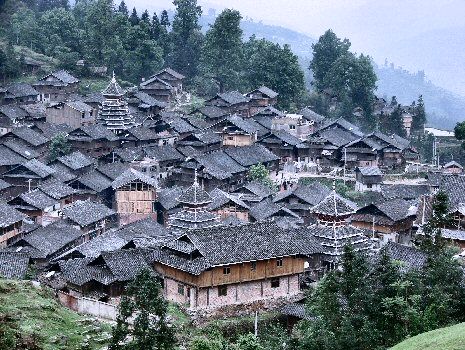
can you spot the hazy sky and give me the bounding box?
[126,0,465,94]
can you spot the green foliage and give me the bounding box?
[48,133,71,161]
[169,0,203,81]
[244,37,305,110]
[380,97,406,137]
[109,269,175,350]
[299,192,465,350]
[201,9,244,92]
[454,121,465,150]
[236,334,262,350]
[247,163,275,190]
[310,29,351,91]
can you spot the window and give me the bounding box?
[289,125,296,130]
[271,278,280,288]
[276,258,283,267]
[177,284,184,295]
[218,285,227,296]
[250,261,257,271]
[223,267,231,275]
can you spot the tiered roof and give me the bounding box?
[97,73,135,134]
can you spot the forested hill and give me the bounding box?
[201,12,463,130]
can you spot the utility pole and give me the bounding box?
[27,179,32,193]
[254,310,258,337]
[343,147,347,185]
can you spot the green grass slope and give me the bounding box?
[0,279,111,350]
[391,323,465,350]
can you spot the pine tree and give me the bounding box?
[151,12,161,41]
[160,10,170,27]
[412,95,426,133]
[117,0,128,17]
[141,9,150,24]
[129,7,139,26]
[169,0,203,80]
[109,269,175,350]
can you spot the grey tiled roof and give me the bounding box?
[57,151,94,170]
[157,186,185,210]
[5,83,39,98]
[0,201,26,227]
[0,145,27,166]
[24,159,55,178]
[216,91,249,105]
[143,145,183,162]
[97,162,131,180]
[0,105,29,120]
[19,220,82,259]
[300,107,325,123]
[311,191,357,216]
[3,139,39,159]
[383,242,426,270]
[61,200,115,227]
[195,106,229,120]
[381,184,429,200]
[38,180,75,200]
[155,67,185,80]
[0,252,29,279]
[357,166,382,176]
[250,198,300,222]
[102,75,125,96]
[177,180,212,205]
[75,171,113,192]
[19,189,57,210]
[112,168,158,189]
[274,182,331,207]
[11,126,49,146]
[224,144,279,167]
[256,86,278,98]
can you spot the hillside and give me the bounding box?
[390,323,465,350]
[199,14,465,130]
[0,279,111,350]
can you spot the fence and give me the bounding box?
[58,291,118,320]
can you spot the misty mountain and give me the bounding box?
[202,13,463,130]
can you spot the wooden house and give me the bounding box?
[271,114,313,140]
[152,222,323,311]
[176,130,222,154]
[152,67,185,92]
[61,200,116,240]
[351,198,416,243]
[205,91,251,117]
[1,126,50,156]
[0,202,26,248]
[139,76,175,103]
[355,166,383,192]
[33,70,79,102]
[46,101,95,128]
[245,86,278,115]
[344,138,379,169]
[2,159,55,189]
[112,168,158,226]
[259,130,302,163]
[2,83,39,105]
[443,161,463,174]
[67,124,120,158]
[209,115,260,147]
[8,188,59,225]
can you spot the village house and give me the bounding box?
[351,198,416,244]
[140,76,176,103]
[61,199,116,240]
[152,221,323,311]
[9,220,83,265]
[355,166,383,192]
[67,124,120,158]
[271,114,313,140]
[0,201,26,248]
[155,186,185,226]
[231,181,275,206]
[176,130,222,154]
[245,86,278,115]
[8,188,59,225]
[33,70,80,103]
[1,126,50,156]
[443,161,463,174]
[46,101,95,128]
[249,198,302,227]
[259,130,303,163]
[205,91,251,117]
[1,83,39,105]
[0,105,29,133]
[127,91,166,118]
[0,251,30,279]
[112,168,158,226]
[151,67,185,93]
[208,188,250,222]
[2,159,55,189]
[209,115,265,148]
[191,105,230,125]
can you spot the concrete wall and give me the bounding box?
[58,291,117,320]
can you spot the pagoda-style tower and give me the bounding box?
[309,188,372,268]
[168,172,220,232]
[97,73,135,134]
